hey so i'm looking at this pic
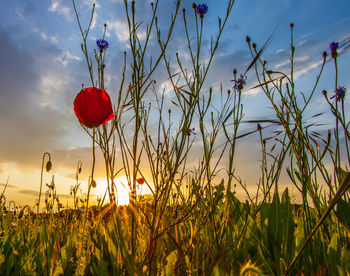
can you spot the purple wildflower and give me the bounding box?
[232,74,247,91]
[186,127,196,136]
[96,39,109,52]
[196,4,208,18]
[329,41,339,59]
[330,86,346,102]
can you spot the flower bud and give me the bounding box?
[46,160,52,172]
[192,3,197,10]
[91,180,97,188]
[18,210,24,219]
[245,36,251,43]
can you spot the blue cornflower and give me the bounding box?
[330,86,346,102]
[329,41,339,59]
[196,4,208,18]
[232,74,247,91]
[186,127,196,136]
[96,39,109,52]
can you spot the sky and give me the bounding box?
[0,0,349,208]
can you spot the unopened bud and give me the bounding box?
[91,180,97,188]
[46,161,52,172]
[18,210,24,219]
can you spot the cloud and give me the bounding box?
[0,183,18,189]
[107,20,131,42]
[17,189,70,199]
[18,189,39,197]
[40,32,58,44]
[0,25,70,170]
[49,0,71,20]
[84,0,101,9]
[57,193,71,199]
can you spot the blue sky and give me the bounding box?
[0,0,349,206]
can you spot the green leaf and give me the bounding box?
[281,188,295,264]
[267,189,282,273]
[334,199,350,232]
[163,250,178,276]
[336,167,348,184]
[328,234,341,269]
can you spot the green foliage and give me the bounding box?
[1,0,350,274]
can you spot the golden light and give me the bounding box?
[95,176,130,206]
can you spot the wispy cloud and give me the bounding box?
[40,32,58,44]
[18,189,39,197]
[299,16,350,40]
[17,189,70,199]
[0,183,18,189]
[49,0,71,20]
[107,20,130,42]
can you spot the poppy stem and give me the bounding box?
[37,152,51,214]
[86,128,96,214]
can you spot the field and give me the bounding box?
[1,0,350,275]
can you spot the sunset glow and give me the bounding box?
[93,177,130,206]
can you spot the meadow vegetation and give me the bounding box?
[0,0,349,275]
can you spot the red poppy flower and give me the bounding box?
[74,87,115,128]
[136,178,145,185]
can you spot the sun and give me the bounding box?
[95,176,130,206]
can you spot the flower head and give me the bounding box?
[232,74,247,91]
[96,39,109,52]
[330,86,346,102]
[186,127,196,136]
[329,41,339,59]
[196,4,208,18]
[74,87,115,128]
[136,178,145,185]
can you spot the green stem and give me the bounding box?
[38,152,51,214]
